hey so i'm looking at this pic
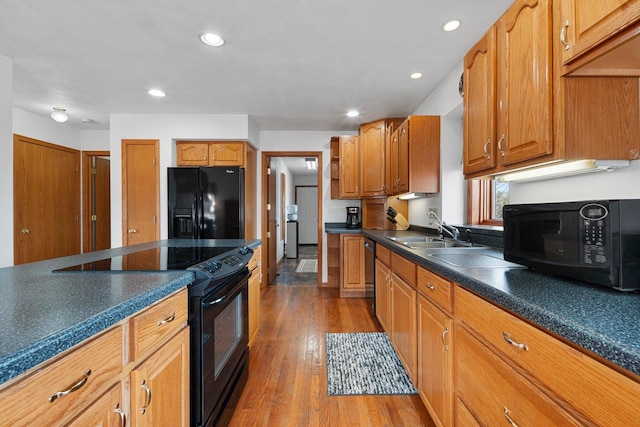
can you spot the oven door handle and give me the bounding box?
[203,295,227,307]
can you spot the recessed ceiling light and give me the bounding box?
[410,72,423,79]
[200,33,225,47]
[148,89,166,97]
[346,110,359,118]
[442,19,461,32]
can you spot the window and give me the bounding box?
[467,179,509,225]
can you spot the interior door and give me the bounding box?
[82,151,111,252]
[296,186,318,244]
[267,159,277,285]
[122,140,159,246]
[13,135,80,264]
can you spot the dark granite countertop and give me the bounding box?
[363,229,640,377]
[325,222,364,234]
[0,238,261,385]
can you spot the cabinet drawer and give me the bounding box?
[456,286,640,425]
[0,325,123,426]
[130,289,188,360]
[391,252,416,286]
[376,245,391,266]
[417,266,452,313]
[248,246,261,271]
[456,328,582,426]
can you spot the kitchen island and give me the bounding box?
[0,238,261,385]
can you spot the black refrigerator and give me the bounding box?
[168,166,244,239]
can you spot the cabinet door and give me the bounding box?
[339,136,360,198]
[397,121,410,194]
[67,384,125,427]
[130,328,190,427]
[210,142,244,166]
[561,0,640,64]
[417,295,453,427]
[176,142,209,166]
[248,260,261,347]
[341,235,365,295]
[463,27,497,175]
[497,0,553,166]
[375,259,391,332]
[360,120,386,197]
[386,129,400,195]
[390,272,417,380]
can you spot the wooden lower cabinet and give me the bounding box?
[248,245,262,347]
[417,294,453,427]
[130,327,190,427]
[67,383,125,426]
[389,271,417,381]
[340,234,372,297]
[374,258,392,332]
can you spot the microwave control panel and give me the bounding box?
[580,203,608,265]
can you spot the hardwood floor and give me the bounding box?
[229,284,435,426]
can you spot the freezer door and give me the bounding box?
[200,167,245,239]
[168,167,199,238]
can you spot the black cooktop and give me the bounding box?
[55,246,237,272]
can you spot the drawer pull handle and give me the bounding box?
[504,407,519,427]
[114,403,127,427]
[141,380,152,414]
[157,313,176,326]
[560,20,570,51]
[49,369,92,403]
[441,327,449,351]
[425,282,436,291]
[503,332,529,351]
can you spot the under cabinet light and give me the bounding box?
[398,192,427,200]
[496,160,629,182]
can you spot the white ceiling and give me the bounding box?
[0,0,512,132]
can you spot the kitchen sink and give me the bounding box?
[386,235,477,249]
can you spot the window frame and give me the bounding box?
[467,179,503,226]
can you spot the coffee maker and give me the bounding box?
[346,206,361,228]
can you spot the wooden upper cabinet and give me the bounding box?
[560,0,640,73]
[176,141,244,167]
[463,27,497,175]
[397,121,410,194]
[338,135,360,198]
[386,128,400,195]
[176,142,209,166]
[209,142,244,166]
[360,120,387,197]
[497,0,553,166]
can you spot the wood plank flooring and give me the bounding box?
[229,282,435,426]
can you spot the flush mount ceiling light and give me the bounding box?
[148,89,166,97]
[199,33,225,47]
[50,107,68,123]
[442,19,461,32]
[346,110,359,118]
[410,72,423,79]
[305,158,317,170]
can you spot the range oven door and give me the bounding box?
[191,271,250,427]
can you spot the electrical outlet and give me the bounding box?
[428,207,439,217]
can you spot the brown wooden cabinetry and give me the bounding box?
[340,234,372,297]
[359,119,403,197]
[386,115,440,196]
[248,245,262,347]
[0,289,190,427]
[177,141,245,167]
[417,267,453,427]
[455,286,640,426]
[330,135,360,199]
[560,0,640,74]
[390,271,417,381]
[374,257,392,332]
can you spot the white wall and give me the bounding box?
[269,157,293,262]
[13,108,82,149]
[109,114,253,248]
[408,63,465,230]
[0,56,12,268]
[258,131,358,283]
[81,130,110,151]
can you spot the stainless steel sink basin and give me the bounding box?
[386,235,476,249]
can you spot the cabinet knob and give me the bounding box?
[20,228,30,235]
[128,228,138,234]
[203,156,207,161]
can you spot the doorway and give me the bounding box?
[261,151,323,287]
[82,151,111,252]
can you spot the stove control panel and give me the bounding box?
[188,246,253,281]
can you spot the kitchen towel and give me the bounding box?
[325,332,417,396]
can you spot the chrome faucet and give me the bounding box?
[428,210,460,241]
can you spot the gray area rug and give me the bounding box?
[326,332,418,396]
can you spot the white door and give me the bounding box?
[296,186,318,244]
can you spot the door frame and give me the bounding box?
[82,150,110,252]
[261,151,323,287]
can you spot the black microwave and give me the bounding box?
[503,200,640,291]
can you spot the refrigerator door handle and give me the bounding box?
[192,193,199,239]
